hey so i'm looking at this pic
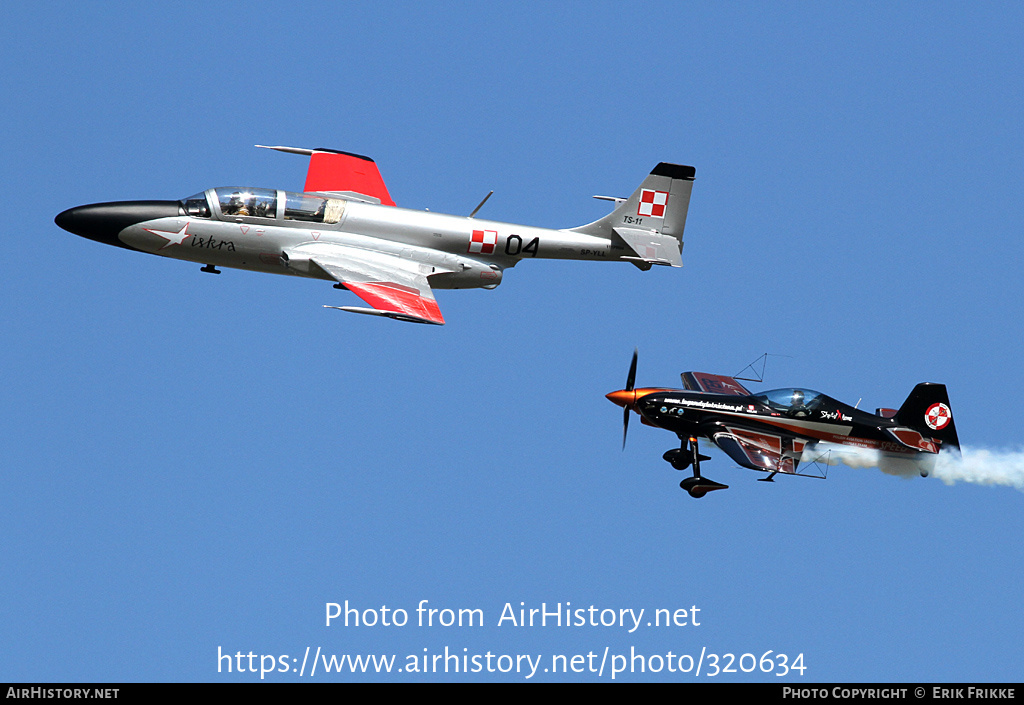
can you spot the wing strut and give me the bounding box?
[733,353,794,383]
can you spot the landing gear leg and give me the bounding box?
[678,436,728,498]
[663,434,708,471]
[690,436,703,476]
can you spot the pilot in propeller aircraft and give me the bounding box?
[607,351,960,498]
[55,146,695,325]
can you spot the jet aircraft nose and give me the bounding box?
[55,201,183,249]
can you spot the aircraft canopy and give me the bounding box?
[754,388,825,416]
[181,188,347,224]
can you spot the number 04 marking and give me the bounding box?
[505,235,539,257]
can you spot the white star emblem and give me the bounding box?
[144,221,192,250]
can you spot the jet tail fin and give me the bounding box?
[895,383,961,453]
[571,163,695,269]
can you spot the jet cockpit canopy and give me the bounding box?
[180,188,346,223]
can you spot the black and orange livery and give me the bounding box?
[608,351,960,498]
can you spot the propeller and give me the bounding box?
[622,348,638,449]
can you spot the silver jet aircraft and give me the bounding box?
[55,146,695,325]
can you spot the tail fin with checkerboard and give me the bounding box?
[571,163,695,270]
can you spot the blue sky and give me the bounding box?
[2,2,1022,682]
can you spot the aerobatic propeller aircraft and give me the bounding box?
[55,147,695,325]
[607,351,960,498]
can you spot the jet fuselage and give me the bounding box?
[56,189,622,291]
[56,150,696,325]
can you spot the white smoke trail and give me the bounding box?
[798,443,1024,490]
[932,446,1024,490]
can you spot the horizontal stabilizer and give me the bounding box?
[614,227,682,269]
[885,427,939,453]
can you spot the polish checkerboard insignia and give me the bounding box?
[924,402,951,430]
[468,229,497,254]
[638,189,669,218]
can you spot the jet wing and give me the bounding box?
[681,371,752,396]
[305,245,445,325]
[710,426,805,475]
